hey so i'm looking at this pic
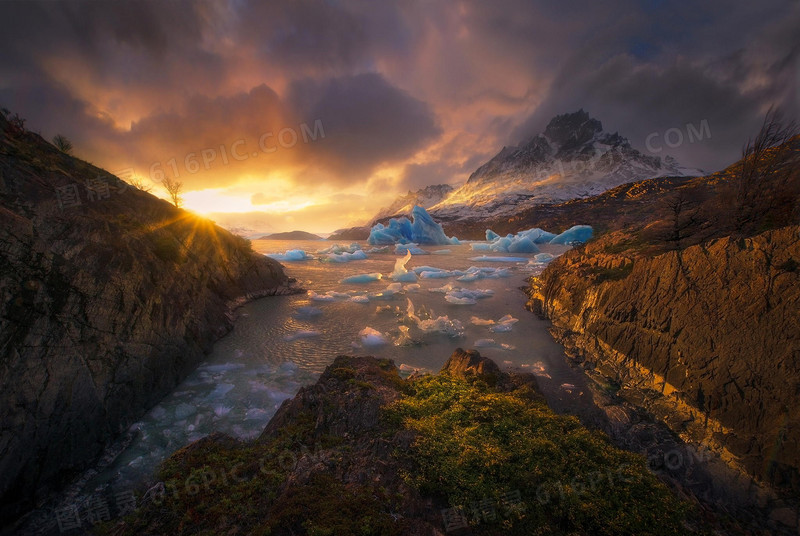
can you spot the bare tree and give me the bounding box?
[52,134,73,154]
[161,176,183,208]
[732,107,799,232]
[128,175,153,193]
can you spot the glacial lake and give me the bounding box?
[82,239,596,498]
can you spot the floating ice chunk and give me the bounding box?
[470,242,492,251]
[359,327,388,346]
[469,255,528,263]
[366,246,390,254]
[420,270,456,279]
[549,225,593,245]
[350,295,370,303]
[308,291,336,302]
[470,316,496,326]
[395,244,428,255]
[394,325,415,346]
[508,236,539,253]
[340,272,383,284]
[317,243,362,254]
[391,250,418,282]
[486,230,500,241]
[370,283,404,300]
[406,298,465,337]
[473,339,516,350]
[428,283,456,294]
[266,249,313,261]
[412,266,445,275]
[432,249,452,255]
[445,295,476,305]
[284,330,322,341]
[174,403,197,420]
[405,283,421,291]
[533,253,555,262]
[208,383,235,398]
[322,250,367,262]
[293,306,323,318]
[212,405,232,418]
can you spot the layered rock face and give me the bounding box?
[529,226,800,493]
[0,114,292,520]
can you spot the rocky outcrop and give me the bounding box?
[528,226,800,495]
[0,114,294,522]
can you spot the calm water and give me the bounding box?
[83,239,594,494]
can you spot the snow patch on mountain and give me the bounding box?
[429,110,703,221]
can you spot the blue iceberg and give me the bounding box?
[549,225,593,245]
[368,205,459,245]
[266,249,313,261]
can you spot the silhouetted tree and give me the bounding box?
[52,134,73,154]
[128,175,153,193]
[161,176,183,208]
[732,107,799,233]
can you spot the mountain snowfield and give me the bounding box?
[371,183,454,222]
[414,110,702,223]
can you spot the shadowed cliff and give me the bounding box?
[0,113,294,522]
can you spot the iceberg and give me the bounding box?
[340,273,383,284]
[266,249,313,261]
[367,205,459,245]
[473,227,559,254]
[549,225,593,245]
[292,306,323,318]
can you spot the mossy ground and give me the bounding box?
[104,365,697,535]
[385,373,693,535]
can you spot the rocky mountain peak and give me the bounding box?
[542,108,603,148]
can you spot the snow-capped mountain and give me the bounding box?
[429,109,703,221]
[372,183,454,222]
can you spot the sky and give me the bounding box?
[1,0,798,234]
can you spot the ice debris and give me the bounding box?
[340,273,383,284]
[359,327,388,346]
[266,249,313,261]
[390,250,418,282]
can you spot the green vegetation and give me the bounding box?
[386,373,689,535]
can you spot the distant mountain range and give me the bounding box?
[371,184,454,222]
[335,110,703,238]
[258,230,323,240]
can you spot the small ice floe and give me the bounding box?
[284,330,322,341]
[366,246,390,254]
[433,249,451,255]
[340,273,383,284]
[293,306,323,318]
[359,327,388,346]
[370,283,404,300]
[266,249,314,261]
[405,283,421,291]
[560,383,577,392]
[473,339,516,350]
[321,250,368,263]
[395,244,428,255]
[212,404,232,418]
[444,288,494,305]
[350,295,370,303]
[316,243,362,254]
[308,290,349,301]
[456,266,512,282]
[489,314,519,332]
[468,255,529,263]
[405,298,465,337]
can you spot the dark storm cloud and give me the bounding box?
[290,73,441,177]
[0,0,797,217]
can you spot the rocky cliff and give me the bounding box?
[529,227,800,495]
[525,130,800,504]
[0,113,294,522]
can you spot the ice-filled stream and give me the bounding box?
[83,239,596,495]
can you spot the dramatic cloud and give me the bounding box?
[1,0,797,231]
